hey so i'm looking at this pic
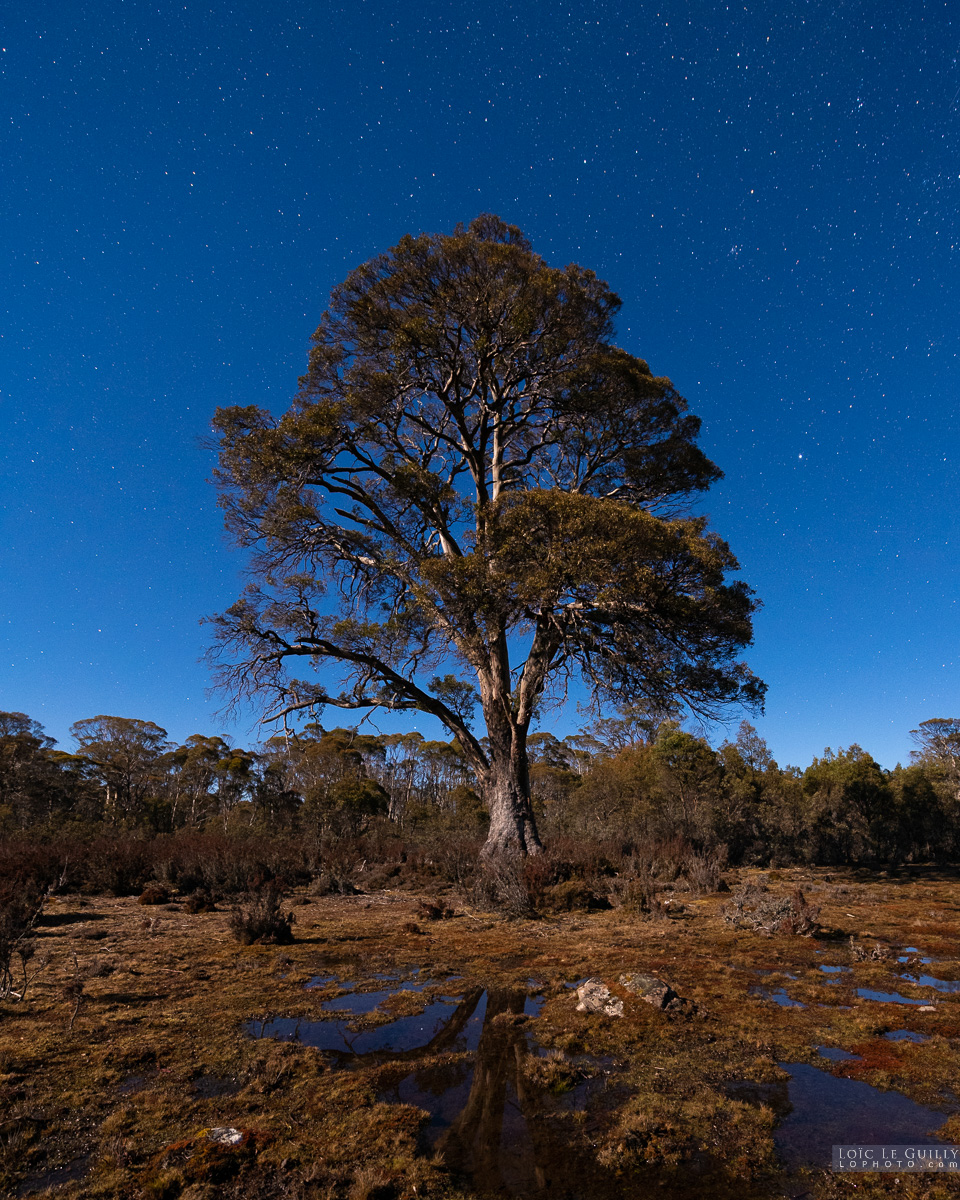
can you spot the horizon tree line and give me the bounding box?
[1,708,958,867]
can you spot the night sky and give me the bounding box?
[3,1,957,769]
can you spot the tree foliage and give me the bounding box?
[911,718,960,805]
[208,215,764,854]
[1,706,958,867]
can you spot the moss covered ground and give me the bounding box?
[4,865,960,1199]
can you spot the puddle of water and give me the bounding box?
[378,989,608,1195]
[250,993,481,1056]
[116,1073,148,1096]
[748,986,806,1009]
[14,1155,92,1198]
[321,979,437,1015]
[523,994,545,1018]
[256,985,546,1058]
[192,1073,240,1098]
[817,1046,861,1062]
[900,973,960,994]
[885,1030,930,1043]
[253,984,608,1195]
[563,977,590,989]
[774,1062,950,1169]
[856,988,931,1006]
[305,974,346,990]
[820,965,851,986]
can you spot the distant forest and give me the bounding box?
[2,711,959,880]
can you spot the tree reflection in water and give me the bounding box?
[257,983,613,1195]
[434,988,546,1194]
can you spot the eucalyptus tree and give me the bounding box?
[70,716,171,825]
[0,712,63,827]
[209,215,764,856]
[910,718,960,804]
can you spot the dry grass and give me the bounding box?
[3,866,960,1198]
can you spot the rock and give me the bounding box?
[207,1126,243,1145]
[619,972,678,1010]
[575,979,624,1018]
[919,1005,936,1013]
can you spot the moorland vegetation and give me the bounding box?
[2,708,958,927]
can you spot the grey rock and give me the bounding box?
[207,1126,243,1145]
[575,979,624,1017]
[619,971,678,1009]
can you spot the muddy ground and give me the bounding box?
[4,865,960,1199]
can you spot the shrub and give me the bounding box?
[138,883,169,905]
[228,886,295,946]
[311,871,359,896]
[540,879,611,912]
[0,878,45,1002]
[721,881,820,935]
[85,838,152,896]
[470,857,536,918]
[608,873,668,920]
[681,845,728,895]
[415,898,455,920]
[183,887,217,913]
[153,833,313,897]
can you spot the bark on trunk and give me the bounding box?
[480,727,542,858]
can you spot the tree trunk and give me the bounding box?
[480,725,542,858]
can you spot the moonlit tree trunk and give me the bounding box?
[480,712,542,858]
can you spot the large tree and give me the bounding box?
[70,715,171,824]
[209,215,764,856]
[910,717,960,805]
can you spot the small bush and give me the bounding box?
[471,856,536,918]
[138,883,169,906]
[540,880,611,912]
[681,845,728,895]
[849,937,893,962]
[183,887,217,914]
[311,871,359,896]
[0,879,45,1002]
[608,873,668,920]
[415,898,454,921]
[85,838,152,896]
[721,882,820,936]
[228,886,294,946]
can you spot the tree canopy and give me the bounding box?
[209,214,764,855]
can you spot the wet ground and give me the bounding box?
[5,863,960,1199]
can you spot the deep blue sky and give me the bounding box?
[2,0,957,768]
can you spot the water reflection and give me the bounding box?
[900,973,960,994]
[248,987,487,1057]
[817,1046,860,1062]
[383,989,603,1195]
[320,979,435,1015]
[422,990,543,1193]
[748,985,806,1008]
[249,974,954,1189]
[856,988,931,1006]
[774,1063,949,1168]
[251,984,608,1194]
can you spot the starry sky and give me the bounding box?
[2,0,958,769]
